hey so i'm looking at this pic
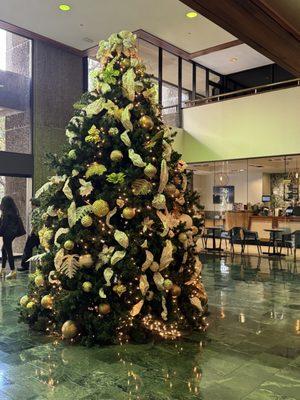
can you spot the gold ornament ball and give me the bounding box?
[163,279,173,290]
[178,232,188,243]
[82,281,92,292]
[81,215,93,227]
[139,115,154,130]
[110,150,123,162]
[20,295,29,307]
[122,207,136,220]
[34,275,45,287]
[62,320,78,339]
[171,284,181,297]
[79,254,93,268]
[92,199,110,217]
[99,303,111,315]
[26,301,35,309]
[41,295,53,309]
[164,183,177,196]
[64,240,75,251]
[144,163,157,179]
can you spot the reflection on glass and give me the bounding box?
[196,66,206,98]
[182,60,193,92]
[88,57,100,91]
[0,28,32,154]
[137,39,158,77]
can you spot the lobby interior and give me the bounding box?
[0,1,299,399]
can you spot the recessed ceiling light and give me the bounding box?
[230,57,238,62]
[186,11,198,18]
[59,4,71,11]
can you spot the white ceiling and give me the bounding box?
[0,0,235,51]
[0,0,273,74]
[194,44,272,75]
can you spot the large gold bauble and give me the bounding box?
[41,295,53,309]
[34,275,45,287]
[92,199,109,217]
[81,215,93,227]
[122,207,136,220]
[171,284,181,297]
[62,320,78,339]
[163,279,173,290]
[164,183,177,196]
[82,281,92,292]
[64,240,75,251]
[99,303,111,315]
[139,115,154,130]
[20,295,29,307]
[79,254,93,268]
[110,150,123,162]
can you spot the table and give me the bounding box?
[264,228,285,256]
[205,226,224,252]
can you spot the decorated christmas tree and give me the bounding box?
[20,31,208,345]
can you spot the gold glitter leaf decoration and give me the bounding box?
[131,179,152,196]
[122,68,136,101]
[114,230,129,248]
[130,300,144,317]
[128,148,146,167]
[158,159,169,194]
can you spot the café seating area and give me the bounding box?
[200,225,300,259]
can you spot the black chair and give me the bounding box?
[292,230,300,261]
[242,229,262,255]
[274,228,292,255]
[228,227,243,254]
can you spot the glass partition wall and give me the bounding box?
[0,28,33,255]
[191,155,300,253]
[88,38,231,127]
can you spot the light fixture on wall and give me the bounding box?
[215,172,229,186]
[186,11,198,18]
[59,4,71,11]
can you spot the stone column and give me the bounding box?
[33,41,83,190]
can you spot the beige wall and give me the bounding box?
[182,86,300,163]
[193,171,263,211]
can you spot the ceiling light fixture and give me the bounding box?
[230,57,238,63]
[59,4,71,11]
[186,11,198,18]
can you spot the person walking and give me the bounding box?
[0,196,26,279]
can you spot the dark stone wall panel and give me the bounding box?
[33,40,83,190]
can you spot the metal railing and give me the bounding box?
[183,78,300,109]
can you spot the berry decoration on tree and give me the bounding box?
[19,31,207,345]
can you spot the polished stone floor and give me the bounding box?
[0,256,299,400]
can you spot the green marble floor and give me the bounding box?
[0,255,299,400]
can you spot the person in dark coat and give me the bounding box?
[18,198,40,272]
[0,196,26,279]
